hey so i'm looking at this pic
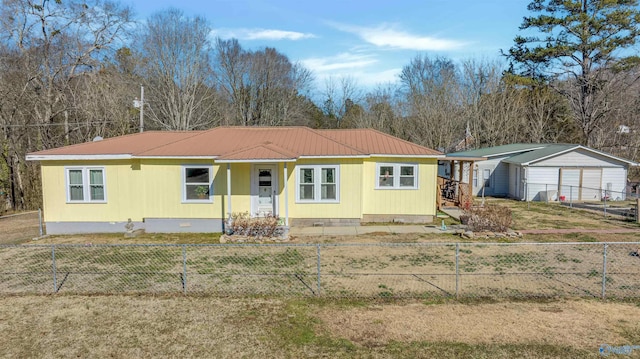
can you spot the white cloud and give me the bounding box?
[303,53,400,89]
[212,28,316,41]
[329,22,465,51]
[302,52,377,73]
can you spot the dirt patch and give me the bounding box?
[316,300,640,350]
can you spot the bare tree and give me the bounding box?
[399,54,464,150]
[320,76,362,128]
[138,8,217,130]
[214,39,313,126]
[0,0,133,210]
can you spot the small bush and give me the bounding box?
[460,205,512,232]
[229,212,283,237]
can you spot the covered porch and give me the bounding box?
[437,156,486,210]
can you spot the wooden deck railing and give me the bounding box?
[437,176,472,209]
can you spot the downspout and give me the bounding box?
[227,163,231,228]
[284,162,289,226]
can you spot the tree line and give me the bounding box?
[1,0,639,211]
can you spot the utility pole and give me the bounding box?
[139,85,144,133]
[134,85,144,133]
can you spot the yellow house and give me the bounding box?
[26,127,444,234]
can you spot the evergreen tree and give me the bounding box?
[506,0,640,147]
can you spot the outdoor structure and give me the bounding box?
[26,126,444,234]
[446,144,638,201]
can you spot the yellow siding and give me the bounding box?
[42,160,144,222]
[137,159,219,219]
[40,156,437,224]
[42,159,229,222]
[228,163,251,217]
[283,158,363,219]
[361,157,437,216]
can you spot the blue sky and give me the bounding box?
[129,0,531,88]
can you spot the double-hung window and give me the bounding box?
[376,163,418,189]
[182,165,213,202]
[296,165,339,203]
[183,165,213,202]
[66,167,106,202]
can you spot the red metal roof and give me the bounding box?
[27,126,443,160]
[319,129,442,156]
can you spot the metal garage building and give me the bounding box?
[447,144,637,202]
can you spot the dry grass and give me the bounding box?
[0,211,41,244]
[32,232,221,245]
[0,295,285,358]
[492,199,640,231]
[316,299,640,351]
[0,295,637,358]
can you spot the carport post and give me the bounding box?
[455,243,459,299]
[51,245,57,293]
[602,244,608,300]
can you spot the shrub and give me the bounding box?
[229,212,284,237]
[460,204,512,232]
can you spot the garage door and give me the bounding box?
[581,169,602,201]
[560,169,580,201]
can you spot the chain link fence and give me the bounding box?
[0,210,44,244]
[1,242,639,299]
[524,183,638,219]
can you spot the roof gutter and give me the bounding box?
[215,159,297,163]
[26,154,133,161]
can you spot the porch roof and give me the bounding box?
[215,142,298,163]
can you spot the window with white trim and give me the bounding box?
[376,163,418,189]
[296,165,339,202]
[66,167,106,202]
[183,165,213,202]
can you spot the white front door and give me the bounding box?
[251,164,278,216]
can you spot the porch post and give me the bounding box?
[468,161,474,199]
[284,162,289,226]
[226,163,232,221]
[449,160,454,180]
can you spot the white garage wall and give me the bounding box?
[472,156,511,196]
[527,167,560,201]
[581,169,602,201]
[535,149,623,167]
[602,167,628,200]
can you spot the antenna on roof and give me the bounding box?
[92,136,103,142]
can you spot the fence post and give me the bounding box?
[455,243,460,299]
[51,245,57,293]
[570,185,573,208]
[602,243,608,300]
[182,245,187,294]
[545,184,549,204]
[603,189,607,218]
[38,208,43,237]
[316,245,321,296]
